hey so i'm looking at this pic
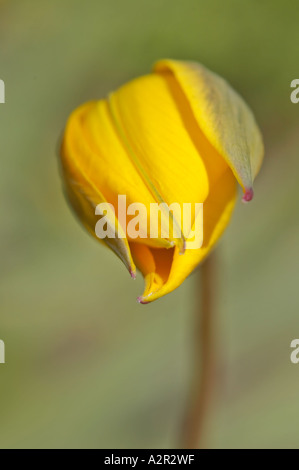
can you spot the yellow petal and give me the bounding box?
[61,102,138,276]
[154,59,264,201]
[63,171,136,278]
[69,101,177,250]
[134,167,238,303]
[109,71,230,250]
[129,243,175,300]
[61,100,180,275]
[107,93,185,253]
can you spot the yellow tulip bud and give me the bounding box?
[60,59,264,303]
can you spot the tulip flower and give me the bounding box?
[60,59,263,303]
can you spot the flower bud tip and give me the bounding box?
[129,268,136,280]
[242,187,254,203]
[137,296,149,305]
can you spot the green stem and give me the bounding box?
[180,254,217,449]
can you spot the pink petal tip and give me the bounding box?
[242,188,254,203]
[137,296,149,305]
[129,268,136,280]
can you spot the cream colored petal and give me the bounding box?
[154,59,264,200]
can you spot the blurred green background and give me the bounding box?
[0,0,299,449]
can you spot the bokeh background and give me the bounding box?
[1,0,299,449]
